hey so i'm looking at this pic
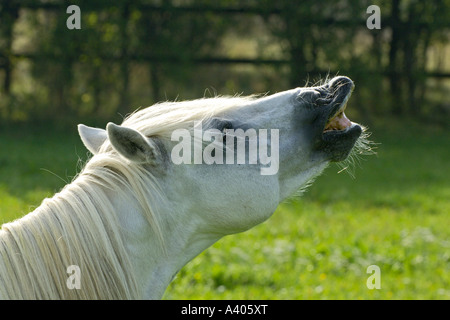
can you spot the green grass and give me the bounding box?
[0,121,449,299]
[0,125,87,224]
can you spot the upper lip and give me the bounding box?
[320,77,355,134]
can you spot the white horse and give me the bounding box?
[0,76,370,299]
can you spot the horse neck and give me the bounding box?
[109,181,222,299]
[0,167,221,299]
[76,153,227,298]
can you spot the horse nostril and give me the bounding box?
[328,76,354,91]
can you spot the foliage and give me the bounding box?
[0,0,448,124]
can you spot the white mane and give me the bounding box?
[0,174,139,299]
[120,96,256,137]
[0,96,256,299]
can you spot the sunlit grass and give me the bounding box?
[0,122,448,299]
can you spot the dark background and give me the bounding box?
[0,0,449,127]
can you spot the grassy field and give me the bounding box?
[0,121,448,299]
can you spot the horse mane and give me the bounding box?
[0,173,139,299]
[0,95,256,299]
[120,95,257,138]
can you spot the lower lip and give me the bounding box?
[322,123,362,141]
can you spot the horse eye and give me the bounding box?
[219,120,234,132]
[209,118,234,132]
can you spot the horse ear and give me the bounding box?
[78,124,107,155]
[106,122,159,164]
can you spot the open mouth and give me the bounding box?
[323,94,353,133]
[315,76,362,161]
